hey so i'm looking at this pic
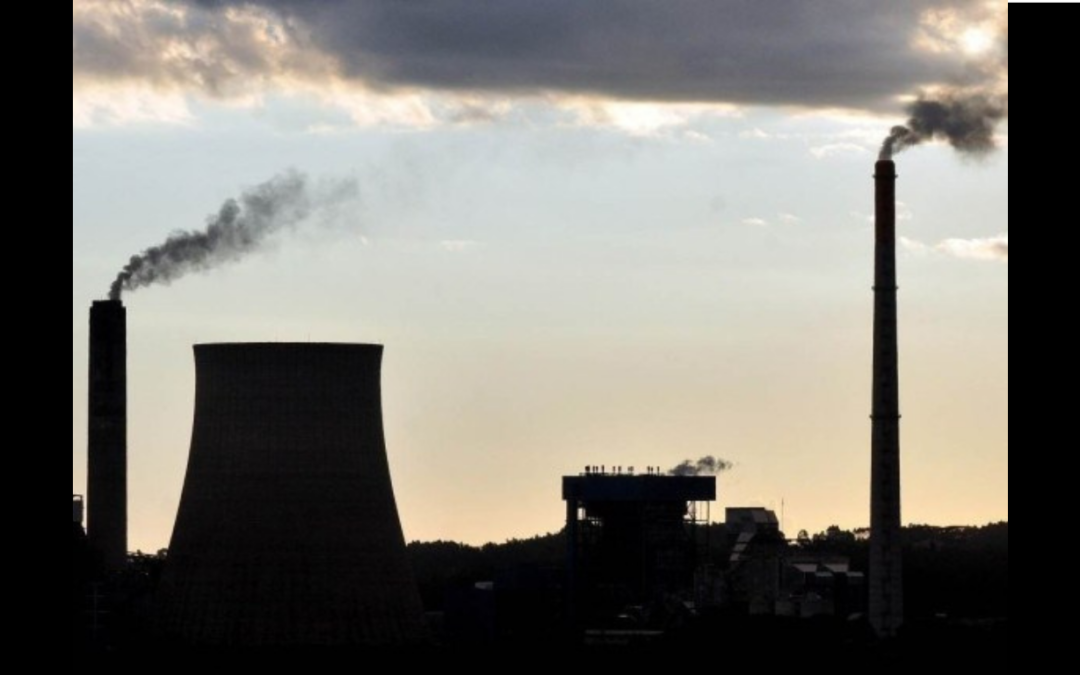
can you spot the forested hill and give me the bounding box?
[408,522,1008,619]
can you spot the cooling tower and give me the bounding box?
[157,344,425,646]
[869,160,904,637]
[88,300,128,572]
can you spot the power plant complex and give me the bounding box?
[77,160,911,645]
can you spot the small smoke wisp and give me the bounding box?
[108,171,357,300]
[669,456,734,477]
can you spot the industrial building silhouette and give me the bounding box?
[564,471,716,628]
[870,159,905,637]
[155,344,425,646]
[88,300,128,572]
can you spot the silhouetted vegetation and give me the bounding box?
[73,522,1006,654]
[795,522,1008,619]
[903,523,1008,619]
[408,522,1008,621]
[408,533,565,611]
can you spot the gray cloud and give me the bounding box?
[937,235,1009,262]
[73,0,335,97]
[75,0,995,111]
[902,234,1008,262]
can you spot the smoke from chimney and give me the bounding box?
[879,93,1007,161]
[109,171,358,300]
[669,456,733,477]
[880,14,1008,161]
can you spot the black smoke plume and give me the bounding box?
[880,93,1007,160]
[669,456,734,477]
[109,171,356,300]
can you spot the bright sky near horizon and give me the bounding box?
[73,0,1008,552]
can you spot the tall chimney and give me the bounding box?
[88,300,128,572]
[870,160,904,637]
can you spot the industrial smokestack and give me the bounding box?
[870,160,904,638]
[157,344,425,646]
[88,300,128,572]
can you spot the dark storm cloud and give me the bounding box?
[74,0,993,111]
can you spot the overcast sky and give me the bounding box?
[73,0,1008,551]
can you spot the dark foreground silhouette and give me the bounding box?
[73,522,1007,657]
